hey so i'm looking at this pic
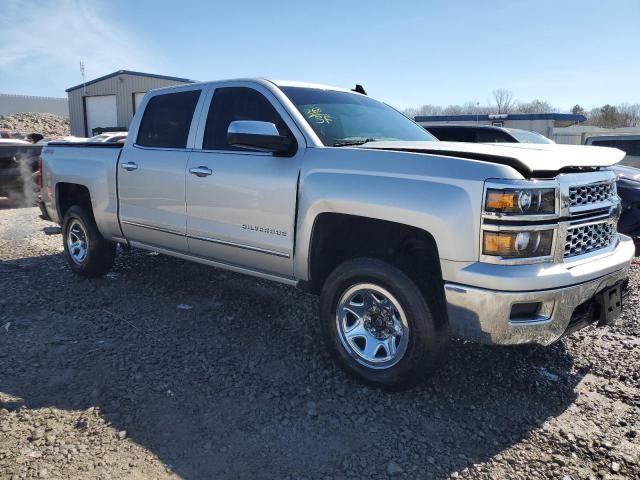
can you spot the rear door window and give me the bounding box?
[136,90,201,148]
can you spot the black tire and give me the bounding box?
[319,257,448,390]
[62,206,115,277]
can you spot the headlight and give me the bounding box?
[485,188,556,215]
[482,229,554,258]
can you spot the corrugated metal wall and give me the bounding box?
[0,94,69,117]
[67,73,189,136]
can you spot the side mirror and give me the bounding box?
[227,120,293,154]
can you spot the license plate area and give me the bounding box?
[596,283,623,326]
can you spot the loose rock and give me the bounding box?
[386,460,403,477]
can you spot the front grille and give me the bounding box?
[564,222,617,258]
[569,181,616,208]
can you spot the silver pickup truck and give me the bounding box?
[40,79,635,388]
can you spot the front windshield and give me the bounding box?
[507,129,554,144]
[280,86,437,146]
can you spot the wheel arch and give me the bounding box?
[55,182,93,222]
[300,212,448,329]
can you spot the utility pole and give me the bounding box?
[80,61,86,95]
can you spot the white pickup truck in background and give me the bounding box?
[40,79,635,388]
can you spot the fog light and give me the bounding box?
[514,231,530,253]
[483,229,553,258]
[510,302,541,321]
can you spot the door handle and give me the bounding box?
[189,166,213,177]
[121,162,138,171]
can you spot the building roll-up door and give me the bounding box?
[133,92,146,113]
[85,95,117,136]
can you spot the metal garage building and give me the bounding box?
[66,70,194,137]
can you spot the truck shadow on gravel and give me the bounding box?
[0,249,584,479]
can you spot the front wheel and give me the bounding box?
[319,258,448,389]
[62,206,115,277]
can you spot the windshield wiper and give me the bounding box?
[333,138,377,147]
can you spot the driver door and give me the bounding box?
[185,84,305,278]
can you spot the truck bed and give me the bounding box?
[41,141,123,240]
[46,142,124,148]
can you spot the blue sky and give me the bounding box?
[1,0,638,110]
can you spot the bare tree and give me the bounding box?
[516,99,553,114]
[462,101,479,114]
[402,104,444,118]
[586,105,630,128]
[402,95,640,126]
[443,105,465,115]
[492,89,514,114]
[618,103,640,127]
[401,107,418,119]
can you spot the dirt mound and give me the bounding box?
[0,112,70,137]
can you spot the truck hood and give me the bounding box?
[359,141,626,177]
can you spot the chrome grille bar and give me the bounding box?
[564,220,617,258]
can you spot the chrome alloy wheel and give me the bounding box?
[67,219,88,264]
[336,283,409,369]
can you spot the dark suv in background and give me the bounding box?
[424,124,640,237]
[424,124,554,144]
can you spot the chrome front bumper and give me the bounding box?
[445,255,633,346]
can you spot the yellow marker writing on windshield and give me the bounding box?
[306,107,333,124]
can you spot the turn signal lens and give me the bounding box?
[482,230,553,258]
[486,191,519,211]
[485,188,556,215]
[483,231,514,255]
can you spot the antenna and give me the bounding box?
[80,61,86,94]
[352,84,367,95]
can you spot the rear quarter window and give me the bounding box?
[136,90,201,149]
[426,127,475,142]
[591,139,640,155]
[616,140,640,156]
[590,140,618,148]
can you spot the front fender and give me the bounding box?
[293,169,484,281]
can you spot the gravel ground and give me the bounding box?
[1,204,639,480]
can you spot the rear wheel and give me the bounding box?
[320,258,448,389]
[62,206,115,277]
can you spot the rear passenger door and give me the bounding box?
[185,84,305,278]
[118,87,205,252]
